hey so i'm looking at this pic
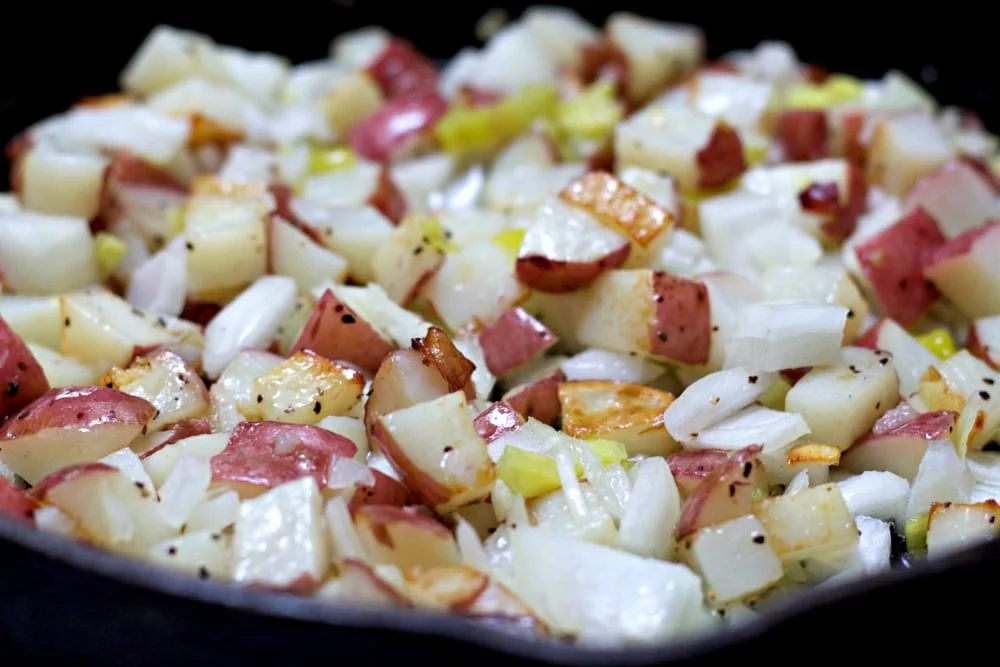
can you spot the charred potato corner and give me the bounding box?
[4,7,1000,648]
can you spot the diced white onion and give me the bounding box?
[664,368,777,443]
[687,405,811,452]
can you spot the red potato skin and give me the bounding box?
[289,289,395,375]
[348,91,449,163]
[210,420,357,493]
[31,462,118,500]
[1,387,156,439]
[666,449,730,496]
[776,110,828,162]
[137,418,214,460]
[579,40,631,108]
[967,325,1000,371]
[0,476,40,524]
[473,402,525,443]
[367,39,439,100]
[354,504,454,544]
[338,558,412,606]
[696,123,746,190]
[854,319,885,350]
[363,348,450,442]
[842,410,958,475]
[925,220,1000,268]
[348,469,410,513]
[503,369,565,427]
[478,308,558,377]
[649,272,711,366]
[675,445,765,540]
[855,208,947,326]
[96,152,187,233]
[780,367,812,386]
[797,163,866,241]
[412,327,477,399]
[515,243,631,294]
[0,317,50,420]
[268,183,324,244]
[370,168,408,224]
[179,300,223,328]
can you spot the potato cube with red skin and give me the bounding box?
[559,380,678,456]
[411,327,477,399]
[363,348,450,442]
[366,39,439,99]
[840,410,958,481]
[473,402,525,443]
[575,269,712,367]
[0,476,40,524]
[348,91,449,163]
[675,446,766,539]
[290,289,395,375]
[301,162,407,225]
[776,110,828,162]
[183,193,269,300]
[923,221,1000,318]
[968,316,1000,371]
[798,163,868,241]
[402,564,544,627]
[427,240,529,330]
[373,391,494,514]
[903,160,1000,239]
[210,420,357,498]
[558,171,675,248]
[353,505,461,570]
[615,106,745,192]
[666,450,730,496]
[372,215,447,306]
[0,387,156,485]
[854,208,946,326]
[95,152,188,236]
[0,317,50,420]
[347,469,410,514]
[477,308,557,377]
[102,350,209,433]
[867,112,955,197]
[606,12,704,104]
[268,216,349,293]
[502,367,566,427]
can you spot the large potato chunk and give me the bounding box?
[0,317,50,420]
[183,193,269,300]
[753,484,859,563]
[683,514,783,604]
[558,380,677,456]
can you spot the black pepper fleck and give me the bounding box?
[198,567,210,580]
[341,314,356,324]
[748,375,758,384]
[443,446,454,453]
[313,401,322,414]
[742,462,753,478]
[728,483,736,497]
[256,394,263,403]
[656,331,668,342]
[878,357,889,365]
[185,242,194,251]
[986,378,996,385]
[981,390,992,401]
[167,546,177,556]
[64,317,71,327]
[5,381,19,398]
[752,534,766,544]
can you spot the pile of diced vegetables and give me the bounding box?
[4,7,1000,647]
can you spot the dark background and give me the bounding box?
[0,1,997,147]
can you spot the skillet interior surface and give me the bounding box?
[0,2,997,663]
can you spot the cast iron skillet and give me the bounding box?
[1,2,997,663]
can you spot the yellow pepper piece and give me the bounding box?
[491,228,527,258]
[497,446,563,499]
[436,84,559,155]
[165,204,186,238]
[916,328,958,360]
[584,438,629,466]
[555,81,622,142]
[905,512,929,552]
[307,146,357,175]
[785,74,864,110]
[94,232,128,278]
[759,377,792,411]
[418,216,459,253]
[744,142,768,168]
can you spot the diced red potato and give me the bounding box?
[288,201,395,285]
[615,106,745,192]
[502,367,566,426]
[208,349,283,432]
[210,420,357,498]
[926,500,1000,559]
[366,39,439,99]
[102,350,209,433]
[840,410,958,480]
[866,112,956,197]
[752,483,858,564]
[675,446,766,539]
[363,348,450,442]
[923,221,1000,318]
[353,505,461,570]
[0,317,50,420]
[268,216,349,293]
[300,162,407,224]
[411,327,477,399]
[347,469,410,513]
[800,163,868,241]
[371,215,447,306]
[473,401,525,444]
[558,170,675,249]
[605,12,703,105]
[0,476,40,524]
[97,152,188,240]
[131,418,213,458]
[15,145,109,220]
[902,160,1000,238]
[402,564,543,624]
[666,450,730,496]
[477,308,557,377]
[0,211,100,296]
[968,316,1000,370]
[559,380,678,456]
[775,110,828,162]
[331,558,411,607]
[828,108,869,165]
[348,91,449,163]
[854,208,946,326]
[373,391,495,514]
[140,432,230,489]
[574,269,712,367]
[0,387,156,485]
[958,155,1000,194]
[578,39,630,97]
[289,289,395,375]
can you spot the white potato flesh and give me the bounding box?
[485,163,585,214]
[903,160,1000,238]
[785,347,899,449]
[685,514,783,605]
[149,77,256,133]
[615,106,718,192]
[870,319,938,397]
[316,416,369,460]
[522,6,599,68]
[0,212,99,296]
[209,350,284,431]
[509,526,713,645]
[606,12,703,103]
[724,300,848,372]
[924,224,1000,320]
[232,477,330,588]
[753,484,859,563]
[301,162,380,208]
[331,283,432,348]
[926,502,1000,559]
[867,112,955,197]
[140,432,230,489]
[148,530,233,580]
[0,296,61,348]
[26,344,100,388]
[940,351,1000,454]
[19,147,108,219]
[120,25,214,95]
[575,270,654,356]
[184,194,269,298]
[292,202,395,285]
[518,198,630,264]
[271,217,349,292]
